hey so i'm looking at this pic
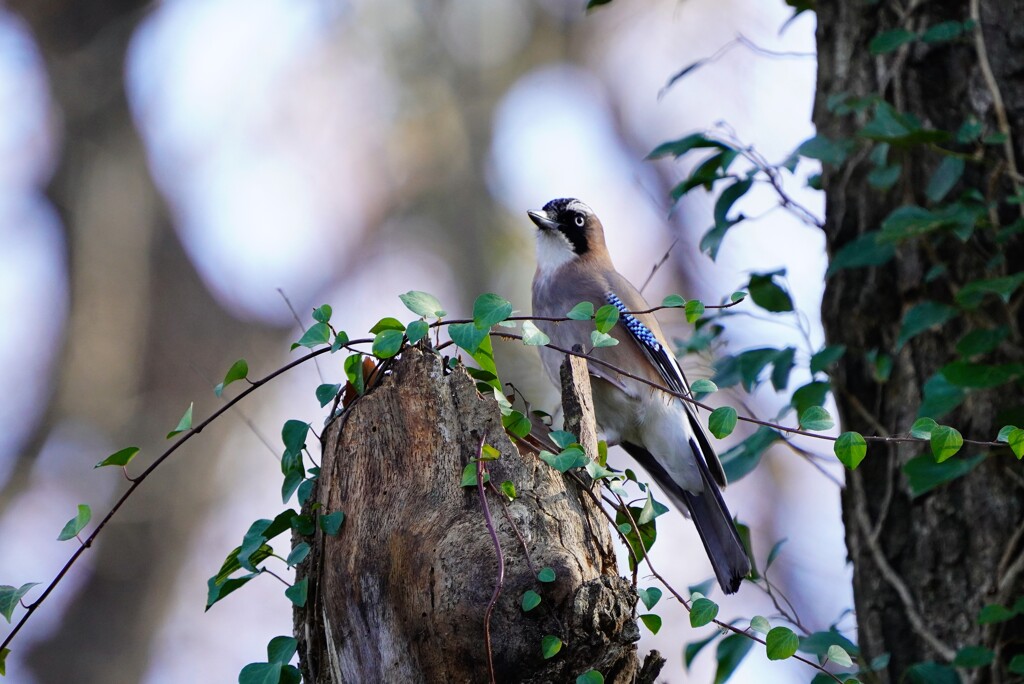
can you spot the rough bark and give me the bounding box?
[815,2,1024,681]
[295,347,659,683]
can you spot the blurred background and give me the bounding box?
[0,0,851,681]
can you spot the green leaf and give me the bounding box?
[286,542,310,568]
[0,582,40,622]
[662,294,686,308]
[449,322,489,354]
[206,572,258,610]
[284,578,308,607]
[590,330,619,348]
[1008,428,1024,458]
[521,590,541,612]
[267,635,298,664]
[791,381,831,416]
[903,453,985,497]
[406,319,429,344]
[700,223,732,261]
[541,635,562,659]
[214,359,249,396]
[689,597,719,627]
[868,164,902,190]
[770,347,796,391]
[329,330,349,353]
[978,603,1015,624]
[638,586,663,611]
[684,631,718,670]
[926,156,965,203]
[911,417,938,439]
[372,329,405,359]
[1009,654,1024,675]
[344,354,365,396]
[941,361,1022,388]
[567,301,595,320]
[315,383,342,408]
[870,28,916,54]
[880,203,980,242]
[637,491,669,525]
[294,322,332,349]
[799,629,860,660]
[399,291,445,318]
[747,272,794,313]
[473,293,513,328]
[319,511,345,536]
[827,645,854,667]
[730,291,746,302]
[537,567,556,583]
[956,273,1024,309]
[576,671,604,684]
[827,231,896,275]
[685,299,705,323]
[897,301,958,349]
[521,321,550,346]
[460,462,488,487]
[956,327,1008,357]
[930,425,963,462]
[766,538,787,570]
[810,345,846,374]
[714,179,753,226]
[997,425,1017,442]
[834,431,867,469]
[714,633,754,684]
[594,305,620,334]
[799,406,834,431]
[166,402,194,439]
[797,134,854,167]
[690,379,718,394]
[369,317,405,334]
[0,647,8,676]
[765,626,799,660]
[500,480,518,500]
[502,411,531,439]
[57,504,91,541]
[549,431,577,449]
[750,615,771,634]
[719,427,780,482]
[953,646,995,668]
[539,447,588,473]
[95,446,140,469]
[648,132,727,159]
[639,613,662,634]
[923,21,965,43]
[919,373,966,419]
[312,304,332,323]
[238,662,283,684]
[708,407,738,439]
[281,420,309,454]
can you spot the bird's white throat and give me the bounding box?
[534,229,578,280]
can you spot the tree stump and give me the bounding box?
[295,347,659,682]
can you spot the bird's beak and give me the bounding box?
[528,210,560,231]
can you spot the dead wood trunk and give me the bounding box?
[295,347,660,683]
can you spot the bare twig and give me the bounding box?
[278,287,326,383]
[476,434,503,684]
[639,238,679,295]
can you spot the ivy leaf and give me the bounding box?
[911,417,938,439]
[690,379,718,394]
[904,454,986,497]
[372,329,405,359]
[576,671,604,684]
[897,301,958,349]
[521,321,550,346]
[766,539,788,570]
[956,327,1008,357]
[590,330,619,348]
[638,586,663,611]
[826,231,896,275]
[537,567,556,583]
[57,504,92,541]
[798,135,854,167]
[522,590,541,612]
[449,323,489,354]
[926,156,965,203]
[747,272,794,312]
[541,635,562,659]
[923,21,965,43]
[978,603,1016,624]
[719,427,780,482]
[810,345,846,374]
[689,597,719,627]
[0,582,40,622]
[567,301,595,320]
[662,294,686,308]
[714,634,754,683]
[827,645,854,668]
[500,480,518,500]
[285,578,308,607]
[834,431,867,469]
[595,305,620,334]
[311,304,332,324]
[399,291,445,318]
[930,425,964,462]
[799,406,835,431]
[539,447,588,473]
[766,626,800,660]
[685,299,705,323]
[473,293,513,329]
[315,383,342,408]
[214,359,249,397]
[1008,428,1024,459]
[166,402,194,439]
[750,615,771,634]
[648,132,727,159]
[956,273,1024,309]
[639,613,663,634]
[406,320,429,344]
[460,462,489,487]
[293,322,332,349]
[714,178,753,226]
[549,431,578,449]
[708,407,738,439]
[267,635,298,664]
[870,28,917,54]
[953,646,995,668]
[95,446,140,469]
[319,511,345,536]
[369,317,405,334]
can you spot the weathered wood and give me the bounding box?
[296,347,651,682]
[560,346,600,465]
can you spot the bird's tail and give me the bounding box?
[621,441,751,594]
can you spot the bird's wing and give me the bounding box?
[603,283,729,488]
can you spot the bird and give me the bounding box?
[528,197,751,594]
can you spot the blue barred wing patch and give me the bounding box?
[604,291,690,396]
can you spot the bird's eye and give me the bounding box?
[574,214,585,227]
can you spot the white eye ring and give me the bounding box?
[574,215,585,227]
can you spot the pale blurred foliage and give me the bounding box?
[0,0,850,682]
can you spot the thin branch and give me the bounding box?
[476,434,503,684]
[278,288,327,384]
[639,238,679,295]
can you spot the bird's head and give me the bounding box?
[528,198,607,276]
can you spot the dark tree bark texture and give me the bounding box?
[296,348,662,683]
[816,2,1024,681]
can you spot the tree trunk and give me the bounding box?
[295,347,662,683]
[815,2,1024,681]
